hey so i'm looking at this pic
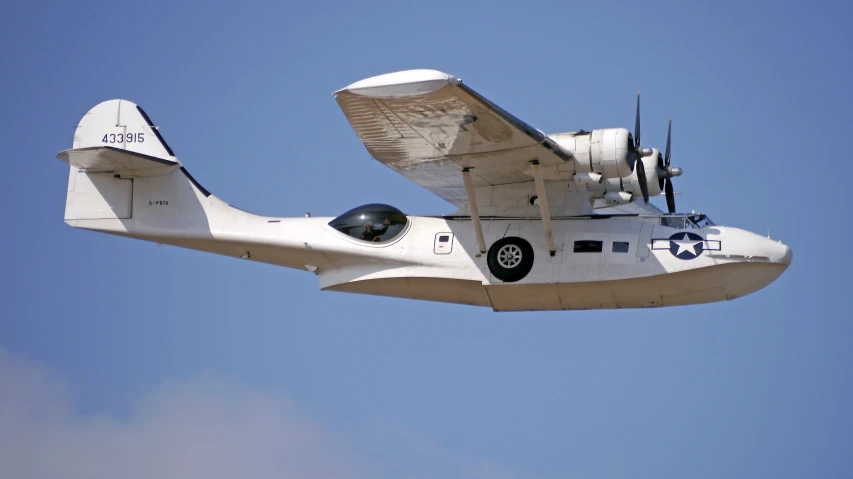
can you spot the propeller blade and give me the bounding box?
[664,117,671,166]
[665,178,676,213]
[634,92,641,148]
[636,159,649,204]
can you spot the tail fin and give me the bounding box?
[63,99,177,162]
[58,100,212,236]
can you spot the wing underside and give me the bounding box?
[334,70,574,206]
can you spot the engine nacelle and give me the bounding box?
[552,131,673,206]
[552,128,633,179]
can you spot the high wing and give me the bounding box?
[334,70,575,206]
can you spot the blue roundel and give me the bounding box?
[668,232,704,260]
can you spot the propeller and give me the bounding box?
[660,118,683,213]
[631,94,682,209]
[633,92,650,204]
[635,92,641,149]
[635,155,649,204]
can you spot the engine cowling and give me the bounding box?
[552,128,634,179]
[578,148,663,203]
[552,130,675,206]
[627,150,663,198]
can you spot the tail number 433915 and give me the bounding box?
[102,133,145,143]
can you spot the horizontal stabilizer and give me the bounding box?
[57,146,178,173]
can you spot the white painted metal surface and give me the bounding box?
[64,171,132,220]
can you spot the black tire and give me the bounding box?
[487,237,534,283]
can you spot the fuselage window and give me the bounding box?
[612,241,630,253]
[328,203,408,243]
[574,240,603,253]
[439,235,450,243]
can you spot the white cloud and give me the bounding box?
[0,349,374,479]
[0,349,521,479]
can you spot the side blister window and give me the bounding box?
[328,204,408,243]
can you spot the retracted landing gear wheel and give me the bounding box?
[487,237,534,283]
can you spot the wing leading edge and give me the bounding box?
[334,70,574,206]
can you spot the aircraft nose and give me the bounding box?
[770,241,793,266]
[780,244,793,265]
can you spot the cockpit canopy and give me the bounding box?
[328,203,408,243]
[659,213,716,229]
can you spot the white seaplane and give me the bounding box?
[56,69,791,311]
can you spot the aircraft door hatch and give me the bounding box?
[504,223,523,238]
[636,222,653,257]
[434,232,453,254]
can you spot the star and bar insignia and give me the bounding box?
[651,232,721,260]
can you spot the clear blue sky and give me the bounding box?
[1,0,851,477]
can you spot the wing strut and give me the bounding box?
[530,160,557,256]
[462,168,487,254]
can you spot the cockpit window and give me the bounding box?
[660,213,716,229]
[328,203,408,243]
[659,216,686,229]
[688,214,715,228]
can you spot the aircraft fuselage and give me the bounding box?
[67,171,790,311]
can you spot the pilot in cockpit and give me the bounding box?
[361,217,391,242]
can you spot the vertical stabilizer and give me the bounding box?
[72,99,176,161]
